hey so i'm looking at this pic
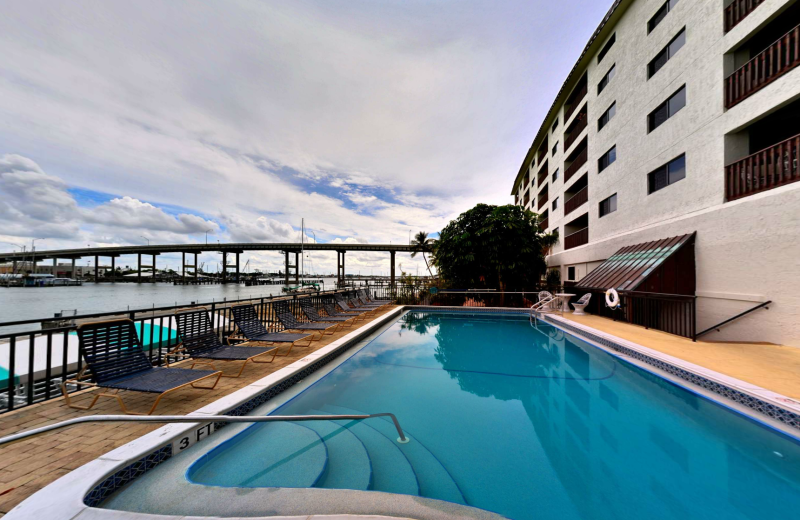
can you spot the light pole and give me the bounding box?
[140,236,150,245]
[205,229,213,244]
[31,238,44,274]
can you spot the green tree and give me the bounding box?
[433,203,557,290]
[410,231,435,277]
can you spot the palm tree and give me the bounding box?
[410,231,435,277]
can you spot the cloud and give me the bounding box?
[84,196,218,235]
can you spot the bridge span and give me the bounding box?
[0,243,429,285]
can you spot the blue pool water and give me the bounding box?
[188,311,800,520]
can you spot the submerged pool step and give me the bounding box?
[308,409,420,497]
[320,404,466,505]
[293,417,372,491]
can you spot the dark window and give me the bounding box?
[648,85,686,132]
[552,118,559,132]
[598,34,616,63]
[552,197,559,210]
[568,266,576,281]
[598,102,616,131]
[598,146,617,172]
[599,193,618,217]
[648,28,686,78]
[648,0,679,34]
[552,169,559,182]
[552,142,558,156]
[648,154,686,194]
[598,64,616,94]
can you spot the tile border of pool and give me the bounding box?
[7,304,800,520]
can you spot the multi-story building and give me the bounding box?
[512,0,800,346]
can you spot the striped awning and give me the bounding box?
[576,233,695,291]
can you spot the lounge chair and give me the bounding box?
[359,289,391,305]
[299,298,355,327]
[349,297,382,315]
[63,319,222,415]
[323,297,369,320]
[335,293,377,313]
[230,304,316,356]
[172,309,282,378]
[571,293,591,315]
[274,300,342,335]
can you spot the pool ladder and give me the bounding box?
[0,413,410,446]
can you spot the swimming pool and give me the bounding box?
[117,310,800,520]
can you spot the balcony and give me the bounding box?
[538,185,549,210]
[564,80,588,122]
[725,0,766,33]
[564,186,588,215]
[537,138,549,164]
[537,161,548,186]
[564,106,588,151]
[539,210,549,232]
[523,190,530,207]
[564,138,588,183]
[565,227,589,250]
[725,23,800,108]
[726,132,800,201]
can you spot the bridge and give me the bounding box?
[0,243,430,285]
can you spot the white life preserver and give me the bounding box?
[605,288,620,308]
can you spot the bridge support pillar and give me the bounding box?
[294,252,299,284]
[137,254,142,283]
[70,258,76,279]
[94,255,99,283]
[182,252,186,281]
[111,256,116,283]
[152,254,156,283]
[222,252,228,284]
[337,251,347,287]
[284,251,290,285]
[194,253,198,279]
[235,252,240,284]
[390,251,396,296]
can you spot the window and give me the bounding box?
[552,169,559,182]
[552,197,559,210]
[552,118,559,132]
[599,193,618,217]
[552,142,558,156]
[648,85,685,132]
[598,146,617,172]
[598,34,616,63]
[648,154,686,194]
[648,28,686,78]
[598,102,616,131]
[648,0,679,34]
[598,64,616,94]
[568,266,576,281]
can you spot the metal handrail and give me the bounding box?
[695,300,771,339]
[0,413,409,446]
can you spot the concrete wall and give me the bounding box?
[515,0,800,346]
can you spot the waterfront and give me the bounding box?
[0,279,338,331]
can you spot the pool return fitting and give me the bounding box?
[0,413,411,446]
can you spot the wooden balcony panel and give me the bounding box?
[564,83,588,122]
[564,186,589,215]
[725,24,800,108]
[564,146,588,183]
[725,0,766,33]
[565,227,589,250]
[564,114,587,151]
[725,133,800,201]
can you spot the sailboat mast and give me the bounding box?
[300,218,304,282]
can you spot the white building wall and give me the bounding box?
[514,0,800,346]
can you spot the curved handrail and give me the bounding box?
[0,413,409,446]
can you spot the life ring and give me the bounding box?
[605,288,620,308]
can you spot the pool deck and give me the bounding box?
[559,312,800,401]
[0,306,398,518]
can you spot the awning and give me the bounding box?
[576,233,695,293]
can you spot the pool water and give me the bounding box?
[188,311,800,520]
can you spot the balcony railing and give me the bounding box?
[539,217,549,232]
[725,133,800,201]
[725,23,800,108]
[564,83,588,122]
[564,227,589,249]
[537,163,548,186]
[564,114,587,151]
[564,186,588,215]
[538,189,549,210]
[725,0,766,33]
[564,146,588,183]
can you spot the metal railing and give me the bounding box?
[582,289,696,339]
[0,286,405,414]
[725,132,800,201]
[0,412,409,446]
[725,0,766,33]
[725,23,800,108]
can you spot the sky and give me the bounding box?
[0,0,612,275]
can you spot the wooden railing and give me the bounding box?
[523,191,530,206]
[564,114,587,151]
[564,145,588,183]
[537,162,548,186]
[724,0,765,33]
[537,187,549,210]
[725,24,800,108]
[539,217,549,231]
[564,82,588,122]
[725,133,800,201]
[564,227,588,249]
[564,186,588,215]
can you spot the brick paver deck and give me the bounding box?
[0,307,397,517]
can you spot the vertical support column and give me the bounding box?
[284,251,290,285]
[52,257,57,277]
[32,257,37,275]
[294,252,300,283]
[235,252,240,283]
[194,253,198,279]
[390,251,396,296]
[94,255,99,282]
[222,252,228,284]
[70,258,76,279]
[152,254,156,283]
[138,253,142,283]
[182,252,186,282]
[111,256,116,283]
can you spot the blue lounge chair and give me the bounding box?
[299,298,355,328]
[63,319,222,415]
[230,304,315,356]
[273,300,341,335]
[173,309,280,378]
